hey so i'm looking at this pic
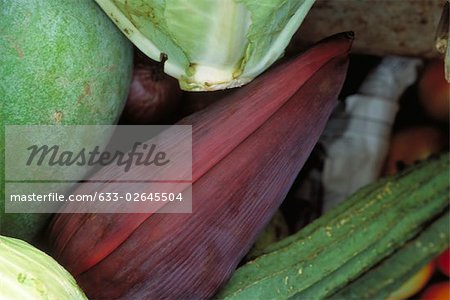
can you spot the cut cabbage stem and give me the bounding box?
[95,0,316,91]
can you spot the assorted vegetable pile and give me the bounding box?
[1,0,449,299]
[48,33,351,299]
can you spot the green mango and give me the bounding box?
[0,0,133,241]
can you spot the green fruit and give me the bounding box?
[331,210,449,300]
[0,0,133,241]
[217,154,449,300]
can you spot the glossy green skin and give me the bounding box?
[217,154,450,300]
[0,0,133,241]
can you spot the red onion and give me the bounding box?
[120,58,182,124]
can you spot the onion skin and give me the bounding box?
[120,59,182,125]
[418,59,450,122]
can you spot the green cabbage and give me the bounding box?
[0,236,87,300]
[95,0,315,91]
